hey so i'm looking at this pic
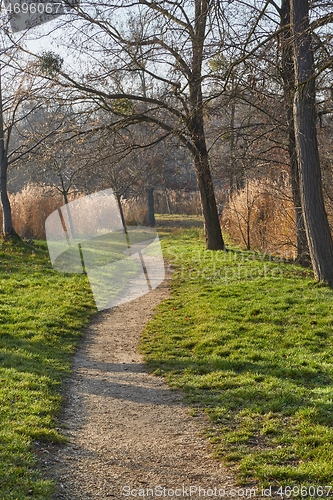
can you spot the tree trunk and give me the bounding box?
[116,194,127,232]
[190,0,225,251]
[291,0,333,284]
[61,188,76,241]
[147,187,156,227]
[288,127,311,266]
[0,151,14,238]
[194,150,225,250]
[164,187,172,214]
[190,105,225,250]
[280,0,310,266]
[0,72,15,239]
[116,193,130,247]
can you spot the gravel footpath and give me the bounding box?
[43,277,250,500]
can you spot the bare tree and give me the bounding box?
[26,1,241,249]
[0,54,57,238]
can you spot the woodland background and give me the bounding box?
[1,0,333,277]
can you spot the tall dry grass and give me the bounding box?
[7,184,296,248]
[10,185,64,239]
[154,189,202,215]
[6,186,203,240]
[3,186,150,240]
[121,198,149,226]
[222,178,297,260]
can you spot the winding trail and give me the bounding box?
[46,277,241,499]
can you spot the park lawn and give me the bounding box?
[0,239,96,499]
[140,219,333,493]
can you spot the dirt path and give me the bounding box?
[46,277,245,500]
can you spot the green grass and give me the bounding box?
[0,239,96,499]
[3,217,333,496]
[140,219,333,492]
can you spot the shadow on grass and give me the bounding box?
[143,346,333,484]
[147,355,333,409]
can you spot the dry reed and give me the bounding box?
[222,178,297,260]
[10,185,63,239]
[5,183,299,258]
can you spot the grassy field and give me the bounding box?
[0,239,95,499]
[2,216,333,497]
[141,218,333,493]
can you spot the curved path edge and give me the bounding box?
[42,277,249,499]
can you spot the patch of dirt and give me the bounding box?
[44,276,247,499]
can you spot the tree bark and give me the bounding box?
[0,71,15,239]
[291,0,333,284]
[194,150,225,250]
[164,187,172,214]
[280,0,310,266]
[0,150,13,238]
[116,194,127,232]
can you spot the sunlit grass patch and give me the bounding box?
[0,239,96,499]
[141,221,333,491]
